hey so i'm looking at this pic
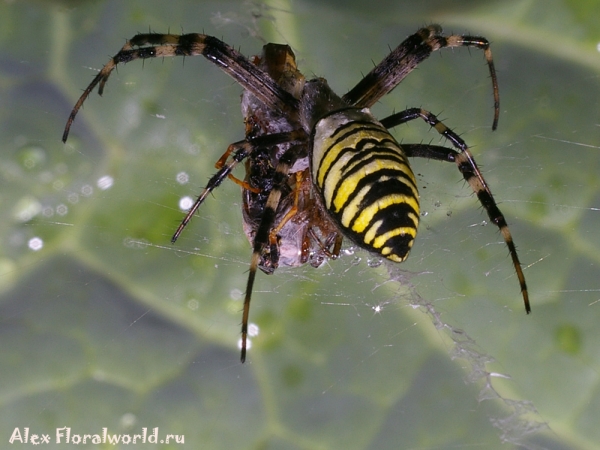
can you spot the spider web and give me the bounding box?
[384,262,549,447]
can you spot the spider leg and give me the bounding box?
[215,143,261,193]
[399,143,461,161]
[171,139,252,243]
[62,33,299,142]
[382,108,530,314]
[343,25,499,129]
[172,130,305,243]
[241,142,306,362]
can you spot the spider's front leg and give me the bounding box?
[62,33,297,142]
[241,138,307,363]
[382,108,530,314]
[171,138,254,244]
[343,25,499,129]
[172,130,305,243]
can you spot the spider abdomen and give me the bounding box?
[311,108,420,262]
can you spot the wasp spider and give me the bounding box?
[63,25,530,362]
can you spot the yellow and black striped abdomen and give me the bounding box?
[311,108,419,262]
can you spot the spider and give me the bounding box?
[62,25,530,362]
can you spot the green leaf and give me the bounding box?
[1,0,599,448]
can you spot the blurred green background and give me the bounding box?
[2,0,599,448]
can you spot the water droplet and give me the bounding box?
[367,257,382,268]
[56,204,68,216]
[179,196,194,211]
[120,413,137,429]
[16,145,47,170]
[13,196,41,222]
[230,288,243,301]
[176,171,189,184]
[248,323,260,337]
[67,193,79,204]
[28,237,43,251]
[371,303,384,313]
[81,184,93,196]
[97,175,114,190]
[187,144,201,155]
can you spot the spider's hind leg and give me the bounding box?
[382,108,530,314]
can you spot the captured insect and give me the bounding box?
[63,25,530,362]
